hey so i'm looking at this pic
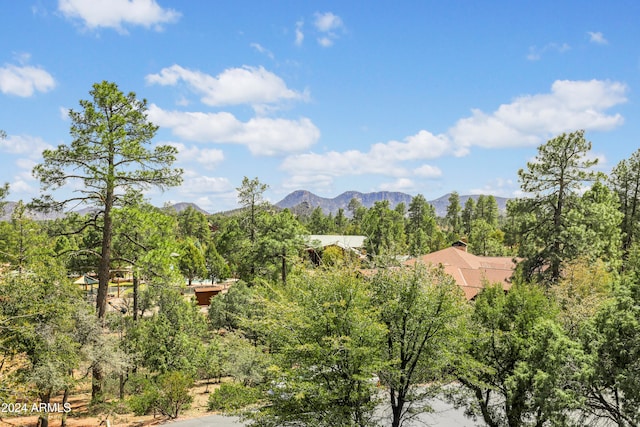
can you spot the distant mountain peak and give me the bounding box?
[275,190,510,217]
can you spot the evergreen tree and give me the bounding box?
[445,192,462,236]
[512,130,598,283]
[609,149,640,254]
[31,81,182,402]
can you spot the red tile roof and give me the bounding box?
[404,247,517,299]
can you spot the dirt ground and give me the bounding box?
[0,381,220,427]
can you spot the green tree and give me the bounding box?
[236,176,269,279]
[255,209,306,285]
[363,200,405,260]
[371,265,468,427]
[308,206,331,234]
[461,197,476,236]
[178,238,207,286]
[204,242,230,283]
[609,149,640,254]
[176,205,211,244]
[208,281,253,332]
[347,197,367,234]
[406,194,439,256]
[458,283,585,427]
[128,288,206,375]
[112,202,181,321]
[33,81,182,324]
[469,218,505,256]
[335,207,348,234]
[579,276,640,426]
[512,130,597,282]
[0,221,90,427]
[249,269,385,427]
[445,192,462,236]
[475,195,499,227]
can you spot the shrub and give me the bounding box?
[155,371,194,419]
[207,382,261,413]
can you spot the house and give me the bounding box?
[404,245,517,300]
[305,235,366,265]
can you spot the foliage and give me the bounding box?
[579,277,640,426]
[127,371,193,419]
[127,288,206,375]
[236,176,269,280]
[551,258,614,337]
[248,269,386,427]
[458,282,585,426]
[178,238,207,286]
[254,208,306,285]
[406,194,442,256]
[445,191,462,236]
[155,371,194,419]
[362,200,406,260]
[207,382,261,413]
[222,332,270,387]
[204,242,230,283]
[511,130,598,283]
[0,222,91,426]
[609,148,640,253]
[176,205,211,244]
[208,281,253,331]
[370,264,468,427]
[468,218,505,256]
[32,80,182,320]
[196,337,226,387]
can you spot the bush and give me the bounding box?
[156,371,194,419]
[207,382,261,413]
[127,374,158,416]
[126,371,193,419]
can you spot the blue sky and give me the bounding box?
[1,1,639,212]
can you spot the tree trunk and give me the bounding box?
[281,248,287,285]
[37,391,51,427]
[61,384,70,427]
[133,273,139,321]
[93,177,114,402]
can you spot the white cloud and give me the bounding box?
[379,178,415,192]
[148,104,320,156]
[167,142,224,170]
[0,64,55,97]
[588,31,608,45]
[179,173,233,195]
[0,134,53,157]
[295,20,304,46]
[468,178,518,197]
[9,178,36,195]
[59,107,70,120]
[314,12,344,47]
[282,173,334,192]
[449,79,627,149]
[318,37,334,48]
[281,130,450,181]
[314,12,343,32]
[526,42,570,61]
[413,164,442,178]
[251,43,274,59]
[280,79,626,188]
[58,0,180,33]
[146,65,307,108]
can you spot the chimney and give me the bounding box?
[452,240,468,252]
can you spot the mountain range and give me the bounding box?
[1,192,510,221]
[0,201,210,221]
[275,190,510,217]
